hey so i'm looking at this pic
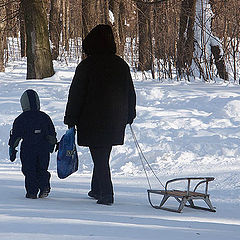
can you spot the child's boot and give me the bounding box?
[39,187,50,198]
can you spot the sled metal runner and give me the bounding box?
[147,177,216,213]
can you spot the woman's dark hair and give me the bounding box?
[82,24,116,56]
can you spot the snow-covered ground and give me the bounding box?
[0,60,240,239]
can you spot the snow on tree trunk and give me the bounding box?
[193,0,228,81]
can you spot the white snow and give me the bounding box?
[0,59,240,239]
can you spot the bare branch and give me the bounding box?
[134,0,167,4]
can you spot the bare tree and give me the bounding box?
[61,0,70,51]
[98,0,109,24]
[210,0,238,82]
[21,0,54,79]
[49,0,61,60]
[19,2,26,57]
[153,0,181,79]
[136,0,153,71]
[176,0,196,79]
[5,0,18,38]
[82,0,95,38]
[111,0,126,57]
[211,45,228,81]
[1,0,238,82]
[69,0,83,38]
[0,0,7,72]
[193,0,228,81]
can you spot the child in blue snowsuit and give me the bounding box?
[8,89,57,199]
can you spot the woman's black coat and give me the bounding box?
[64,54,136,147]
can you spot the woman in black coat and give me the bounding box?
[64,24,136,205]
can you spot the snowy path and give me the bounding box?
[0,163,240,240]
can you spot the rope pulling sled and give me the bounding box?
[130,125,216,213]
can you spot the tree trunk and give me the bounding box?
[21,0,54,79]
[82,0,95,38]
[99,0,109,24]
[0,1,7,72]
[136,1,152,71]
[61,0,70,51]
[176,0,197,78]
[6,0,18,38]
[19,2,26,57]
[49,0,60,60]
[82,0,110,39]
[211,45,228,81]
[209,0,228,81]
[112,0,126,57]
[193,0,228,81]
[118,1,126,57]
[69,0,83,38]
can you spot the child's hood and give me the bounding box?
[20,89,40,112]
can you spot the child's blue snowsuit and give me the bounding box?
[8,89,57,197]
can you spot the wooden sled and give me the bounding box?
[147,177,216,213]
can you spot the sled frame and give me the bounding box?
[147,177,216,213]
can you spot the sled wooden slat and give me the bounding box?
[147,177,216,213]
[149,190,206,198]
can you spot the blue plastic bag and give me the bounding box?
[57,127,78,179]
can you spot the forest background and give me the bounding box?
[0,0,239,83]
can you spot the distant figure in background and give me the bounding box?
[64,24,136,205]
[8,89,57,199]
